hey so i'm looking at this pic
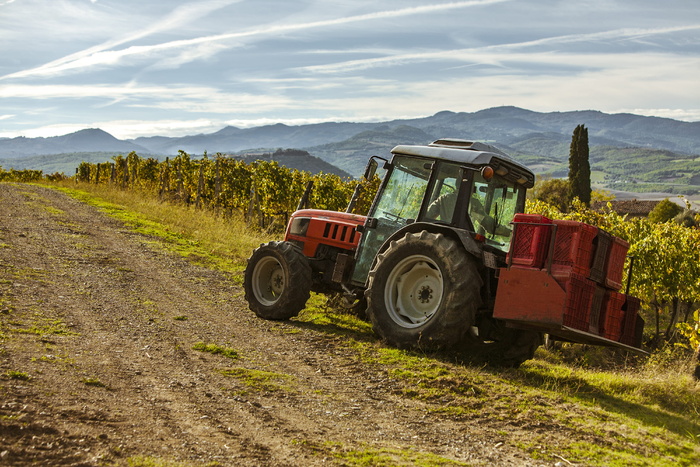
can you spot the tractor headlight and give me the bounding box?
[289,217,311,236]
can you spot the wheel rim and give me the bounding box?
[251,256,286,306]
[384,254,443,327]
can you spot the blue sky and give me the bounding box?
[0,0,698,139]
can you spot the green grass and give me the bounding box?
[327,442,468,466]
[127,456,219,467]
[220,367,294,393]
[10,316,76,336]
[293,294,374,337]
[82,377,107,388]
[291,439,469,466]
[288,307,700,465]
[4,370,31,380]
[192,342,239,360]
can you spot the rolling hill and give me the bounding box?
[1,106,699,194]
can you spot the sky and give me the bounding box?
[0,0,698,140]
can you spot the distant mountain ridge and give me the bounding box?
[0,128,148,157]
[127,107,700,159]
[1,107,699,194]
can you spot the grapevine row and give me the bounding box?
[74,151,379,228]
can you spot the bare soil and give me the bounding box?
[0,183,554,466]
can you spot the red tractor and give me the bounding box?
[244,139,643,367]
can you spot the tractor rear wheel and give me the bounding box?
[244,241,312,320]
[366,231,482,349]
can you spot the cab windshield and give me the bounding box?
[370,156,430,223]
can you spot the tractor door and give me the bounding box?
[469,172,525,254]
[351,156,432,284]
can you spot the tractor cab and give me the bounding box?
[351,139,534,285]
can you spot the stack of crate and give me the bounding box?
[508,214,642,346]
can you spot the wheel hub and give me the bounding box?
[418,285,433,303]
[252,256,286,306]
[385,256,443,327]
[270,270,284,294]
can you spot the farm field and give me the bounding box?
[0,183,698,466]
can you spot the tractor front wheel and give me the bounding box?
[366,231,482,349]
[244,241,312,320]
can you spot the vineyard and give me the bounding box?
[73,151,378,229]
[2,152,700,359]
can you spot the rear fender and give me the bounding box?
[377,222,483,262]
[366,223,491,306]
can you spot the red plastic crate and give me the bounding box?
[508,214,552,268]
[605,237,630,291]
[589,286,606,334]
[620,296,641,346]
[562,273,596,331]
[601,291,625,341]
[590,229,612,285]
[551,220,598,277]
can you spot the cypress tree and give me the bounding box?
[568,124,591,206]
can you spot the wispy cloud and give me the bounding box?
[0,81,297,115]
[1,0,509,80]
[298,24,700,74]
[1,0,245,80]
[0,83,214,100]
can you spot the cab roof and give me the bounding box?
[391,138,535,188]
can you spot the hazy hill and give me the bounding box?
[0,152,127,175]
[307,125,435,175]
[0,149,351,179]
[132,121,376,155]
[401,107,700,155]
[231,149,352,178]
[2,106,699,194]
[0,129,148,157]
[125,106,699,160]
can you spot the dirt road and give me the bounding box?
[0,183,547,466]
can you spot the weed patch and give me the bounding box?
[192,342,239,360]
[127,455,219,467]
[303,440,469,466]
[11,317,76,336]
[220,368,293,393]
[293,295,373,338]
[82,377,107,388]
[5,370,31,381]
